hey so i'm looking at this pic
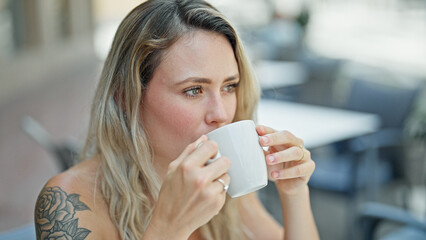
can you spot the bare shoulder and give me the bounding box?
[34,157,119,240]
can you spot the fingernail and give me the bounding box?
[195,135,207,148]
[272,171,279,179]
[196,141,204,149]
[267,155,275,164]
[261,136,269,145]
[258,125,264,134]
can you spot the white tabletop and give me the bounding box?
[254,60,307,89]
[257,99,381,148]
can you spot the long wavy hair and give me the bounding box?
[82,0,260,239]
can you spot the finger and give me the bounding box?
[170,135,208,169]
[185,140,219,167]
[181,135,208,159]
[270,161,315,180]
[201,157,231,181]
[213,173,230,194]
[265,146,307,165]
[256,125,276,136]
[259,129,304,148]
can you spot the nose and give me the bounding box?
[205,93,228,127]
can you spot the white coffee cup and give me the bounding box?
[206,120,268,198]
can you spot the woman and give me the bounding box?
[34,0,319,239]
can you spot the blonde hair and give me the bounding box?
[83,0,260,239]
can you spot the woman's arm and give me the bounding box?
[239,192,284,240]
[239,188,318,240]
[279,186,319,240]
[256,125,320,240]
[35,135,231,240]
[34,173,119,240]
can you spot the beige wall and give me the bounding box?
[93,0,145,23]
[0,0,95,106]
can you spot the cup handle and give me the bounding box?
[206,151,221,165]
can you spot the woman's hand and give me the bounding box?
[257,125,315,196]
[148,135,230,239]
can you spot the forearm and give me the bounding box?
[279,186,319,240]
[142,216,189,240]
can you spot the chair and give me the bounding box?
[307,78,423,237]
[360,202,426,240]
[310,78,422,193]
[296,53,342,107]
[343,78,422,181]
[20,116,79,171]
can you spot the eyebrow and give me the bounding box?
[175,74,240,86]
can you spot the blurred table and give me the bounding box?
[257,99,381,148]
[254,60,307,89]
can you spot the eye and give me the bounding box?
[183,86,203,98]
[222,82,239,93]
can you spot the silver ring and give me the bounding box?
[217,178,229,192]
[298,145,305,161]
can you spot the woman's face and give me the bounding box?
[140,30,239,163]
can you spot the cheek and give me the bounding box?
[162,103,199,130]
[229,97,237,119]
[141,96,203,160]
[147,97,202,139]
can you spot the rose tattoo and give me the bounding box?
[35,186,91,240]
